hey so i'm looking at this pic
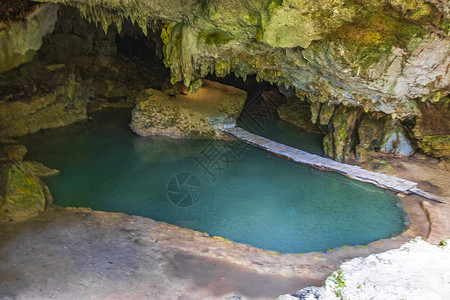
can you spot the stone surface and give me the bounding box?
[0,142,56,221]
[0,0,447,161]
[130,80,246,138]
[356,113,395,160]
[0,5,170,137]
[2,144,27,161]
[291,286,321,300]
[35,0,449,116]
[318,238,450,300]
[0,3,58,73]
[30,161,60,177]
[0,199,430,299]
[0,207,321,299]
[418,135,450,159]
[0,161,47,221]
[0,63,90,137]
[383,128,415,156]
[278,101,320,134]
[422,201,450,244]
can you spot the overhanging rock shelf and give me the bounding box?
[222,127,446,204]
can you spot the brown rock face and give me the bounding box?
[413,99,450,159]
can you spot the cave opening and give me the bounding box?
[2,3,409,253]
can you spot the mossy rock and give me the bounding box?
[0,68,90,137]
[325,105,362,161]
[0,162,47,222]
[278,101,320,133]
[418,135,450,159]
[356,113,395,160]
[130,80,247,138]
[0,4,59,73]
[2,144,27,161]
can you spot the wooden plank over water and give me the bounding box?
[222,127,445,203]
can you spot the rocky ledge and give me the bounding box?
[29,0,449,161]
[130,80,246,138]
[280,238,450,300]
[0,141,58,221]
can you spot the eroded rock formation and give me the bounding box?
[0,2,58,73]
[32,0,449,160]
[130,80,246,138]
[0,0,448,160]
[0,4,168,137]
[0,142,56,221]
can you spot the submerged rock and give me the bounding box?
[130,80,246,138]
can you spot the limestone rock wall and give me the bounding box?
[0,3,58,73]
[34,0,449,159]
[37,0,449,115]
[0,62,91,137]
[0,5,169,138]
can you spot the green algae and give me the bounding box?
[0,161,46,221]
[418,135,450,159]
[199,30,233,46]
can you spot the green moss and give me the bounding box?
[161,24,172,45]
[214,60,231,77]
[330,6,427,73]
[255,26,263,42]
[247,10,261,26]
[331,270,347,298]
[418,135,450,159]
[439,19,450,35]
[1,162,46,221]
[268,0,284,11]
[198,30,233,46]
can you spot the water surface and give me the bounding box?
[20,110,407,253]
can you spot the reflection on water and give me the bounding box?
[20,109,407,253]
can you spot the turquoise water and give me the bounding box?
[20,110,407,253]
[237,107,324,156]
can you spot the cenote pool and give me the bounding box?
[20,110,407,253]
